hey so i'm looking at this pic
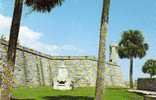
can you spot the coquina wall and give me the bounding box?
[137,78,156,91]
[0,39,124,88]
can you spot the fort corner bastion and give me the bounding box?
[0,38,125,88]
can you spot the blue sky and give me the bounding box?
[0,0,156,81]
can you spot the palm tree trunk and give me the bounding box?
[1,0,23,99]
[95,0,110,100]
[150,74,153,78]
[129,58,133,88]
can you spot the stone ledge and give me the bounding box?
[128,89,156,95]
[144,95,156,100]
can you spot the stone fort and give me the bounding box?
[0,38,124,88]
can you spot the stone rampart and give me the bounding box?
[0,39,124,87]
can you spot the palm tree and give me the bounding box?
[1,1,24,100]
[1,0,64,99]
[118,30,148,88]
[142,59,156,78]
[95,0,110,100]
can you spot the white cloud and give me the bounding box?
[0,14,12,32]
[0,14,84,55]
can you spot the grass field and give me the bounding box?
[11,87,143,100]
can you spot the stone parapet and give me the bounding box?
[0,39,97,61]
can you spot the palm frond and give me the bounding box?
[25,0,64,12]
[118,30,148,59]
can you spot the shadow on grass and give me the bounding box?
[42,95,94,100]
[11,99,36,100]
[11,97,35,100]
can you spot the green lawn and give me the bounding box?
[11,87,143,100]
